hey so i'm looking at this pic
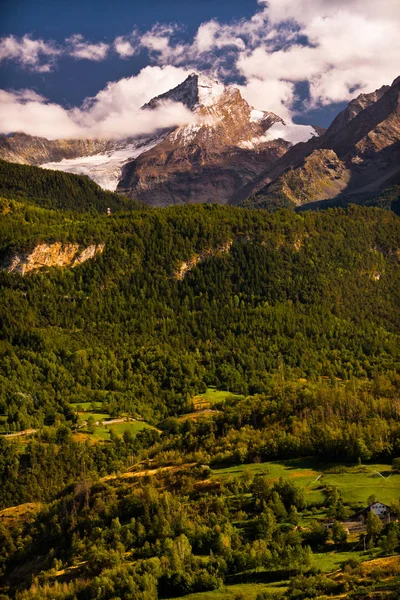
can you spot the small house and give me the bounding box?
[349,501,391,525]
[369,501,391,519]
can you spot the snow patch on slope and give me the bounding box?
[41,137,164,191]
[197,74,225,107]
[250,109,266,122]
[267,122,318,144]
[239,122,318,149]
[171,123,203,144]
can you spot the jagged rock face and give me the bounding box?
[246,75,400,207]
[0,133,114,166]
[143,72,225,111]
[118,74,318,206]
[1,242,104,274]
[325,85,390,140]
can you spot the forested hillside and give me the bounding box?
[1,167,400,599]
[0,160,140,213]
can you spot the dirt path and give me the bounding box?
[0,502,42,521]
[3,428,37,438]
[102,462,197,482]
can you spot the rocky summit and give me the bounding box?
[117,73,318,206]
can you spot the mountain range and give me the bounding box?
[0,72,399,209]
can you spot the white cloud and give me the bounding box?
[139,24,187,63]
[0,66,195,140]
[114,32,140,58]
[67,34,109,61]
[0,33,111,70]
[259,0,400,25]
[132,0,400,117]
[237,3,400,111]
[238,78,295,121]
[0,35,61,72]
[0,89,82,138]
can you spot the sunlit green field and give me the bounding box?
[170,581,288,600]
[108,421,154,436]
[77,411,109,424]
[195,388,240,405]
[313,549,374,572]
[212,459,400,507]
[76,419,154,442]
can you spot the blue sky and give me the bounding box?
[0,0,256,107]
[0,0,399,138]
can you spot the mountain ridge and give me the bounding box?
[0,72,319,201]
[0,73,399,209]
[245,75,400,208]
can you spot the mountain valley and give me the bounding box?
[1,64,400,600]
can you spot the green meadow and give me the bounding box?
[212,459,400,507]
[170,581,288,600]
[195,388,240,405]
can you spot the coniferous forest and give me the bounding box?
[0,163,400,599]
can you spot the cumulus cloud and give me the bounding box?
[114,32,140,58]
[0,35,61,72]
[237,1,400,110]
[126,0,400,117]
[0,66,195,140]
[67,34,109,61]
[0,89,83,138]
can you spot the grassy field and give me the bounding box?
[195,388,241,405]
[212,459,400,507]
[170,581,287,600]
[320,465,400,505]
[108,421,154,436]
[170,550,380,600]
[313,549,374,572]
[74,419,154,443]
[212,458,326,505]
[77,411,109,424]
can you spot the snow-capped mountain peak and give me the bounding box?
[143,72,225,111]
[195,73,225,107]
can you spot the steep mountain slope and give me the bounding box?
[0,132,113,165]
[117,73,318,205]
[3,72,399,209]
[1,165,400,599]
[244,76,400,208]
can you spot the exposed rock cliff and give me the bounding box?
[175,240,233,280]
[2,242,105,275]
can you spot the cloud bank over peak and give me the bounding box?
[0,66,195,140]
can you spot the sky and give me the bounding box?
[0,0,399,139]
